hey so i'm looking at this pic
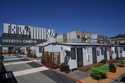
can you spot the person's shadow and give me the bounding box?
[0,55,18,83]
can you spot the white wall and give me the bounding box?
[30,27,34,39]
[67,31,77,43]
[68,59,77,69]
[56,34,64,43]
[44,45,70,52]
[2,47,9,56]
[90,33,98,43]
[30,46,42,57]
[83,47,93,66]
[96,47,104,62]
[60,50,66,63]
[111,47,117,59]
[117,47,121,58]
[3,23,8,33]
[20,47,27,56]
[68,47,77,69]
[107,51,110,60]
[122,51,125,57]
[44,44,78,69]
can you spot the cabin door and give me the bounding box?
[104,47,107,60]
[42,52,60,68]
[92,47,97,64]
[77,48,83,67]
[115,47,119,59]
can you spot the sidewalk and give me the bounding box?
[53,69,89,82]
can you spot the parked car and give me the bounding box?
[112,74,125,83]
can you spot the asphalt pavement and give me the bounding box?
[3,56,76,83]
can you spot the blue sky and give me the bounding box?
[0,0,125,36]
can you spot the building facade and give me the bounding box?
[110,34,125,45]
[0,23,56,56]
[40,43,125,70]
[56,31,109,44]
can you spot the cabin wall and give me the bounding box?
[117,47,121,58]
[122,47,125,57]
[67,47,78,69]
[60,51,66,63]
[68,59,77,69]
[2,47,9,56]
[27,46,43,58]
[20,47,27,56]
[42,44,125,70]
[111,47,116,59]
[44,45,71,64]
[107,51,110,60]
[83,47,93,66]
[122,51,125,57]
[35,47,42,57]
[96,47,104,63]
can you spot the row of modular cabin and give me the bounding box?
[39,43,125,70]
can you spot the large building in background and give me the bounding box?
[56,31,109,44]
[1,23,55,46]
[110,34,125,45]
[0,23,56,56]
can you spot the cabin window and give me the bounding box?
[101,47,105,55]
[123,47,125,51]
[120,48,122,53]
[88,55,90,61]
[71,48,76,59]
[39,47,43,53]
[115,47,118,53]
[96,50,100,56]
[77,35,80,39]
[64,51,71,64]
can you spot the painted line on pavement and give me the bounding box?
[4,60,38,66]
[14,66,49,77]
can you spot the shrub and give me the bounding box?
[99,59,107,64]
[91,70,106,80]
[118,60,125,67]
[119,60,125,64]
[60,63,70,73]
[109,63,116,73]
[90,65,108,80]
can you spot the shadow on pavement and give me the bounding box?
[27,62,42,68]
[0,56,18,83]
[40,70,76,83]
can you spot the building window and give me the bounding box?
[77,35,80,39]
[101,47,104,55]
[71,48,76,59]
[123,47,125,51]
[88,55,90,61]
[96,47,100,56]
[39,46,43,53]
[115,47,117,53]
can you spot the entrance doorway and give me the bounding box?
[77,48,83,67]
[42,52,60,68]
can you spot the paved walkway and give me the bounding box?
[4,60,39,66]
[4,56,75,83]
[68,70,89,80]
[14,66,49,77]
